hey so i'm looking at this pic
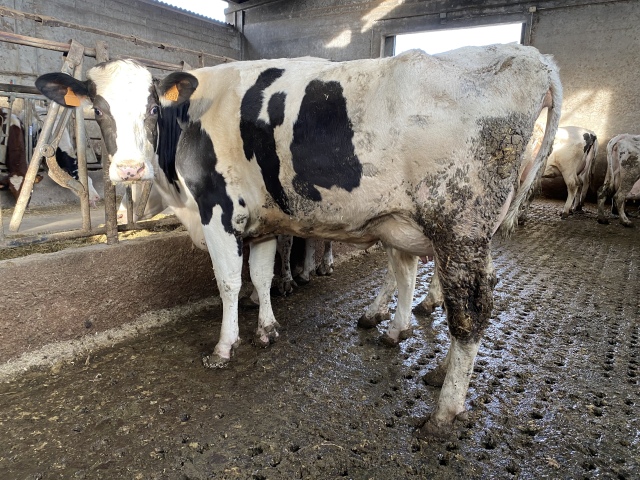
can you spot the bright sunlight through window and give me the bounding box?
[395,23,523,55]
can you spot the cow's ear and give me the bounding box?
[157,72,198,107]
[35,73,91,108]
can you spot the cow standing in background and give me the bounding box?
[520,124,598,219]
[597,134,640,227]
[37,44,561,433]
[0,110,39,199]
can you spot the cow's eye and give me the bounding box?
[94,108,103,117]
[149,105,159,115]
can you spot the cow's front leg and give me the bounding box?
[381,247,418,346]
[201,226,244,369]
[250,237,281,346]
[419,242,493,436]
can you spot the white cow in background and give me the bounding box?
[597,134,640,227]
[521,123,598,218]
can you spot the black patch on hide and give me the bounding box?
[178,121,242,256]
[240,68,291,213]
[290,79,362,201]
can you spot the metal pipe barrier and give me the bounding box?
[0,25,228,250]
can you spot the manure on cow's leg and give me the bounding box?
[418,241,493,434]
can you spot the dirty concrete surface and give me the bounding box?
[0,199,638,479]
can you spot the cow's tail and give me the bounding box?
[499,57,562,237]
[584,133,599,193]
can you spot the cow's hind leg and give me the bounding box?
[358,256,396,328]
[414,268,444,316]
[250,237,281,346]
[561,172,581,218]
[274,235,296,294]
[597,183,613,224]
[381,247,418,346]
[419,241,494,435]
[614,190,632,227]
[294,239,316,284]
[316,241,334,276]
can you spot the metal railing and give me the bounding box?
[0,28,230,249]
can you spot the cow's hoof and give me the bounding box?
[357,312,389,329]
[316,263,334,276]
[597,218,610,225]
[293,275,310,286]
[413,301,435,316]
[239,296,260,310]
[415,415,457,441]
[202,354,230,369]
[422,366,447,387]
[273,278,297,296]
[622,221,634,228]
[254,323,280,347]
[380,328,413,347]
[560,212,569,219]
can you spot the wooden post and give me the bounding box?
[95,40,119,245]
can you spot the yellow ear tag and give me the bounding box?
[164,84,179,102]
[64,87,81,107]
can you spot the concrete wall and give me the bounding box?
[0,231,217,364]
[531,1,640,185]
[0,0,241,85]
[231,0,640,190]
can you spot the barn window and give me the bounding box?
[392,22,524,56]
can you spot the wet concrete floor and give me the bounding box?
[0,199,638,479]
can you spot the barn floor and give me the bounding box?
[0,199,638,479]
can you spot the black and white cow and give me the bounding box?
[597,134,640,227]
[36,44,561,432]
[117,182,331,296]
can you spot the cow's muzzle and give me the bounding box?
[115,162,146,182]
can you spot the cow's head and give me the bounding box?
[36,60,198,183]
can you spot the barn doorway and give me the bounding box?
[394,22,524,55]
